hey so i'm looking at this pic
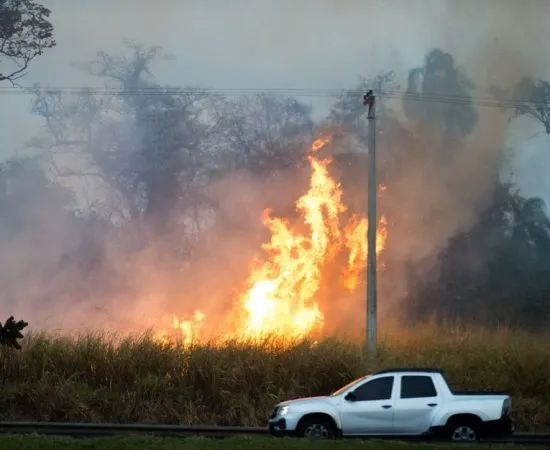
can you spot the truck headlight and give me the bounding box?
[279,406,289,417]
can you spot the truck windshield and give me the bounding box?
[330,375,370,397]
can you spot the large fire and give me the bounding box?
[157,134,387,345]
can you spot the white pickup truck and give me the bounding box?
[267,368,512,442]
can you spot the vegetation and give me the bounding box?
[0,325,549,431]
[0,0,55,84]
[0,44,550,329]
[1,43,549,334]
[510,77,550,135]
[0,316,29,350]
[0,316,28,390]
[2,19,550,436]
[0,435,542,450]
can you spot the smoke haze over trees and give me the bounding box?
[1,1,550,335]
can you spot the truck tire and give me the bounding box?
[446,417,481,442]
[296,416,337,439]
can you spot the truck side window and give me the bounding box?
[400,375,437,398]
[353,376,394,401]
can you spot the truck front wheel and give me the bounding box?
[296,416,337,439]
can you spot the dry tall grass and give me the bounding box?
[1,323,548,430]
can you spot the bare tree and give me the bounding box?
[512,77,550,135]
[0,0,55,84]
[28,42,225,264]
[212,94,314,173]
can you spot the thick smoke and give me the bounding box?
[362,0,550,320]
[1,0,549,337]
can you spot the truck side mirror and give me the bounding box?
[345,392,357,402]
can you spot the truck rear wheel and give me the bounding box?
[446,418,480,442]
[296,416,337,439]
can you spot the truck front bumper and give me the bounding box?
[268,418,295,437]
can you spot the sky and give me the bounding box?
[1,0,550,202]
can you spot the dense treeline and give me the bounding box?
[2,33,550,330]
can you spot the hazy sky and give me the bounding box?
[1,0,550,201]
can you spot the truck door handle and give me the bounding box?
[382,405,392,409]
[427,403,437,407]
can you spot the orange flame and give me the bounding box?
[160,134,388,344]
[173,311,205,345]
[311,135,332,152]
[237,140,341,339]
[155,311,205,345]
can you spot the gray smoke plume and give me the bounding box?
[1,0,549,338]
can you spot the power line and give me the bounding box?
[0,85,544,109]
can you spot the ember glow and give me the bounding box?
[158,134,387,344]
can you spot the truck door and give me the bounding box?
[339,375,395,435]
[392,375,440,434]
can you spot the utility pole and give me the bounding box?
[363,90,377,353]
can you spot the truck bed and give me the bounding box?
[451,390,508,396]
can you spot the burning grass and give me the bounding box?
[156,133,387,345]
[1,322,549,431]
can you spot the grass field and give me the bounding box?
[0,436,544,450]
[0,322,549,431]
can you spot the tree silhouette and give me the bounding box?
[0,316,28,391]
[512,77,550,135]
[406,183,550,328]
[404,48,478,142]
[0,316,28,350]
[0,0,55,84]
